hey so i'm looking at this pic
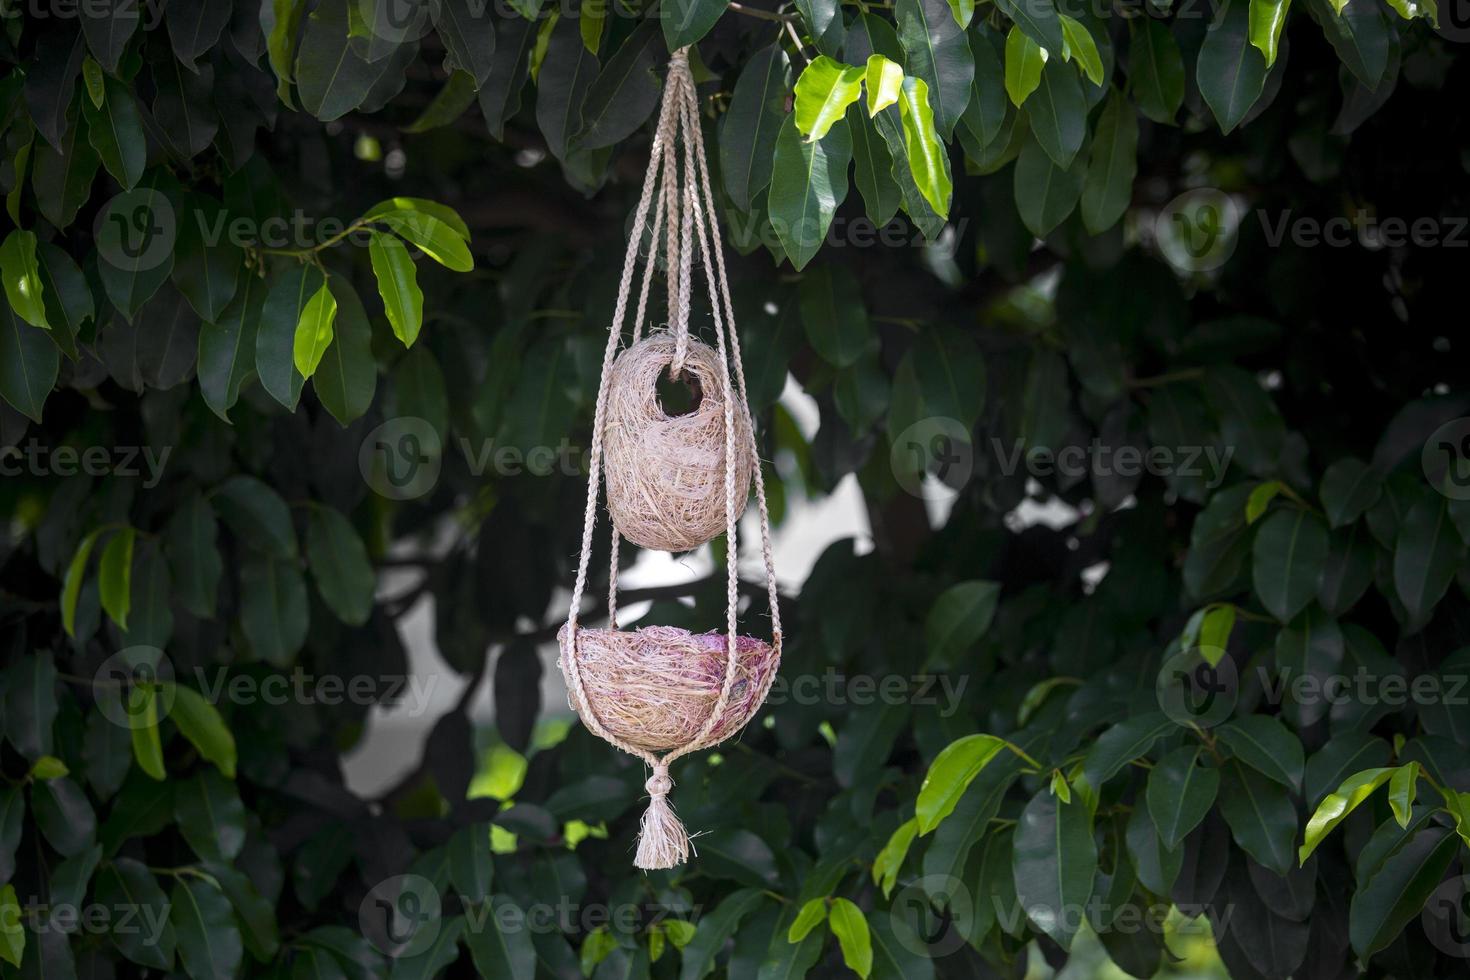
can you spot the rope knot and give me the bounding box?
[645,765,673,798]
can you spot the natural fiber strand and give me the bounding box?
[603,333,753,552]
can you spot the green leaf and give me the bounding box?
[1013,789,1097,951]
[35,242,94,359]
[1147,746,1220,849]
[677,889,763,980]
[995,0,1064,55]
[580,0,605,53]
[369,230,424,348]
[0,230,51,330]
[172,194,242,323]
[465,897,536,977]
[1252,508,1329,622]
[847,103,901,226]
[129,683,166,780]
[1218,762,1296,875]
[787,898,827,943]
[199,269,264,423]
[1004,27,1045,107]
[895,76,952,217]
[1310,0,1391,89]
[799,264,874,367]
[172,877,244,980]
[1083,711,1175,788]
[447,824,495,903]
[293,280,337,380]
[257,262,323,411]
[200,861,278,963]
[1059,15,1104,84]
[362,198,472,240]
[29,756,69,780]
[0,885,22,968]
[959,26,1007,152]
[871,818,918,898]
[895,0,974,138]
[794,56,867,142]
[166,683,237,778]
[162,494,221,622]
[1013,134,1083,238]
[1080,89,1137,234]
[307,506,376,626]
[94,859,176,969]
[1199,604,1237,660]
[295,0,416,122]
[1393,496,1463,630]
[214,474,298,558]
[0,789,23,883]
[239,556,310,667]
[175,768,247,861]
[1304,733,1390,806]
[662,0,728,49]
[1247,480,1283,523]
[829,898,872,979]
[404,70,479,133]
[1026,58,1086,168]
[1217,714,1304,791]
[1197,0,1269,133]
[1300,767,1395,863]
[1388,762,1418,828]
[83,74,146,189]
[719,44,789,212]
[99,526,136,630]
[0,288,61,422]
[313,280,378,425]
[916,733,1006,834]
[439,0,499,87]
[1348,826,1459,958]
[925,581,1000,662]
[769,114,851,271]
[33,775,96,856]
[1319,457,1382,527]
[374,211,475,272]
[62,528,105,637]
[1128,17,1185,124]
[1249,0,1292,66]
[865,55,904,115]
[575,21,662,150]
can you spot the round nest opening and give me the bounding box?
[603,333,753,552]
[557,625,776,753]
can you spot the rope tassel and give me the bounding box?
[634,764,690,870]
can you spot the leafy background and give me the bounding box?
[1,0,1468,978]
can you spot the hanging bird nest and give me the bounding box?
[557,626,777,753]
[602,332,752,552]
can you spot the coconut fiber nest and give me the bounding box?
[557,625,777,753]
[602,332,753,552]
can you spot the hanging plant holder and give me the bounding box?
[558,48,782,871]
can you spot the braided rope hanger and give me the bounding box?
[560,48,783,869]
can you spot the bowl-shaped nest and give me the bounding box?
[603,333,753,552]
[557,625,777,753]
